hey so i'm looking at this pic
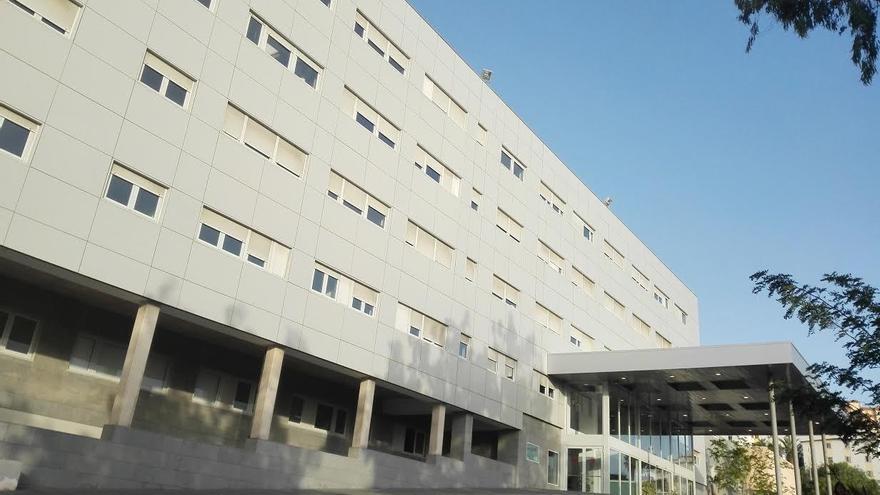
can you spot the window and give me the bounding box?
[141,354,171,392]
[548,450,560,485]
[69,334,126,379]
[0,310,38,357]
[319,0,330,6]
[422,76,466,128]
[193,368,255,413]
[414,146,461,196]
[405,221,454,269]
[603,292,625,320]
[655,332,672,349]
[476,123,488,146]
[535,371,555,399]
[631,314,651,336]
[353,11,408,74]
[246,13,321,88]
[311,264,379,317]
[140,52,193,107]
[603,240,625,268]
[395,303,446,347]
[403,427,427,455]
[570,325,594,351]
[0,104,40,159]
[676,305,688,325]
[198,208,289,275]
[342,87,400,149]
[539,182,565,215]
[104,164,166,219]
[314,403,334,431]
[458,334,471,359]
[465,258,476,282]
[328,170,389,228]
[492,275,519,308]
[526,442,540,463]
[537,241,564,274]
[8,0,80,35]
[534,303,562,334]
[195,0,212,8]
[573,212,595,242]
[223,104,308,177]
[500,147,525,180]
[631,265,650,292]
[571,267,595,296]
[496,208,523,242]
[487,347,516,380]
[470,188,482,211]
[654,288,669,309]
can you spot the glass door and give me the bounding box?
[566,447,603,492]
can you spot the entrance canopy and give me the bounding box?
[548,342,820,436]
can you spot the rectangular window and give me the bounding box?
[314,403,334,430]
[289,396,305,423]
[602,292,625,320]
[311,263,378,317]
[603,240,625,268]
[631,314,651,336]
[570,325,594,351]
[476,123,488,146]
[104,163,166,219]
[0,310,38,357]
[526,442,540,463]
[413,146,461,196]
[328,170,389,228]
[422,76,466,128]
[0,104,40,160]
[465,258,476,282]
[537,241,564,274]
[539,181,565,215]
[395,303,446,347]
[195,0,212,9]
[631,265,650,292]
[573,212,595,242]
[405,221,454,269]
[8,0,80,35]
[548,450,560,485]
[676,304,688,325]
[535,371,555,399]
[353,11,408,74]
[198,208,290,276]
[246,13,321,88]
[458,333,470,359]
[534,303,562,334]
[69,333,126,379]
[500,147,525,180]
[492,275,519,308]
[655,332,672,349]
[342,87,400,149]
[403,427,427,455]
[654,288,670,309]
[141,354,170,392]
[140,51,194,108]
[470,188,482,211]
[192,368,255,413]
[487,347,516,380]
[571,267,595,296]
[496,208,523,242]
[223,104,308,178]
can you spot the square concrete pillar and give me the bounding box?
[349,378,376,455]
[427,403,446,461]
[249,346,285,440]
[109,303,160,427]
[449,413,473,461]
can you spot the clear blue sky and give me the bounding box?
[408,1,879,379]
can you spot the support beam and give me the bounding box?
[249,347,284,440]
[109,303,160,427]
[821,432,832,495]
[601,385,611,495]
[449,413,473,461]
[789,402,803,495]
[350,378,376,452]
[427,403,446,460]
[808,421,819,495]
[769,384,784,495]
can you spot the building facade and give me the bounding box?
[0,0,703,490]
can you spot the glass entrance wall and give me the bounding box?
[569,388,602,435]
[567,447,602,492]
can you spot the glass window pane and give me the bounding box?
[222,235,243,256]
[94,342,125,377]
[165,80,187,106]
[194,370,220,402]
[325,275,338,298]
[294,59,318,88]
[425,166,441,183]
[367,39,385,56]
[246,17,262,44]
[315,404,333,430]
[289,396,304,422]
[6,316,36,354]
[334,409,347,434]
[140,65,163,92]
[355,112,375,132]
[106,175,133,206]
[377,131,395,148]
[311,269,324,292]
[247,254,265,267]
[354,22,364,37]
[0,118,30,157]
[389,57,405,74]
[198,224,221,246]
[366,206,385,227]
[233,381,252,410]
[196,0,211,8]
[500,152,511,169]
[133,188,160,217]
[266,36,291,66]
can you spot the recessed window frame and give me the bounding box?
[570,325,594,351]
[422,76,467,128]
[246,12,322,89]
[603,240,625,269]
[492,275,520,308]
[496,208,523,242]
[573,212,595,243]
[414,145,461,196]
[222,103,308,178]
[458,333,470,359]
[655,332,672,349]
[68,332,126,381]
[139,51,194,108]
[487,347,516,380]
[538,240,564,274]
[197,208,290,277]
[192,367,256,414]
[311,263,379,318]
[631,265,650,293]
[405,221,454,269]
[0,309,39,359]
[571,267,596,297]
[353,10,409,75]
[534,303,562,334]
[343,87,400,150]
[602,291,626,320]
[676,304,688,325]
[104,163,167,220]
[654,287,670,309]
[539,181,565,215]
[395,303,447,348]
[526,442,540,463]
[534,370,555,399]
[8,0,81,36]
[465,257,476,282]
[631,313,652,337]
[328,170,389,229]
[500,147,525,180]
[0,103,40,161]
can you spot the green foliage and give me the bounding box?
[734,0,879,84]
[751,271,880,458]
[709,438,777,494]
[816,462,880,495]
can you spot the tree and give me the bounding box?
[813,462,880,495]
[751,271,880,457]
[709,438,778,495]
[734,0,879,84]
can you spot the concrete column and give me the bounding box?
[601,385,611,494]
[249,347,284,440]
[769,384,784,495]
[808,421,820,495]
[449,413,473,460]
[789,402,803,495]
[109,303,160,427]
[427,403,446,459]
[350,378,376,452]
[821,432,832,495]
